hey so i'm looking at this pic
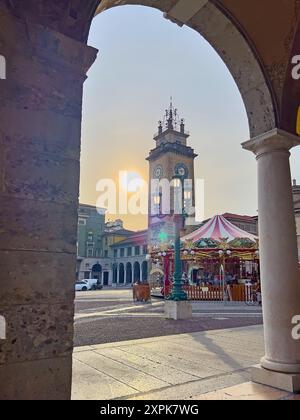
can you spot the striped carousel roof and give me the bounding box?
[182,215,258,243]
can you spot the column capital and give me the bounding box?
[242,129,300,157]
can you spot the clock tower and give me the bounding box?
[147,100,198,244]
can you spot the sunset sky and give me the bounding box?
[80,5,300,231]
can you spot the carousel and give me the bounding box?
[149,215,260,299]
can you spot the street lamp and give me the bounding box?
[168,174,188,301]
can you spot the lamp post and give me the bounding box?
[168,174,187,301]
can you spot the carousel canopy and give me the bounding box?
[182,215,258,244]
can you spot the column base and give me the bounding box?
[252,365,300,393]
[165,300,192,320]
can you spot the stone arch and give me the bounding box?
[141,261,148,282]
[1,0,300,401]
[118,263,125,284]
[94,0,277,137]
[91,263,102,280]
[133,261,141,282]
[126,262,132,283]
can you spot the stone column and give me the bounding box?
[243,129,300,392]
[0,7,97,399]
[139,263,143,283]
[100,271,104,286]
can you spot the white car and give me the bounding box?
[75,281,89,292]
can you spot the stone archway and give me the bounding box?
[133,262,141,283]
[118,263,125,284]
[141,261,148,282]
[1,0,300,400]
[126,262,132,284]
[91,263,102,281]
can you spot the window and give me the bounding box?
[87,234,93,242]
[114,249,118,258]
[127,247,132,257]
[78,219,86,225]
[142,245,148,255]
[87,249,93,257]
[135,246,140,256]
[104,250,108,258]
[120,248,125,257]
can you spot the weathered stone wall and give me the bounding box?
[0,5,97,399]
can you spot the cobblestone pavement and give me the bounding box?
[74,289,263,347]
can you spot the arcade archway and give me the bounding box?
[1,0,300,400]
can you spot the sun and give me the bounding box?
[120,171,144,193]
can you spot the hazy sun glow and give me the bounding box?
[120,171,144,193]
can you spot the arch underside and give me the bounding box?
[95,0,277,138]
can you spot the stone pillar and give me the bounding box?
[0,7,97,400]
[139,263,143,283]
[107,271,112,286]
[243,129,300,392]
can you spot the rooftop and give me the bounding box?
[102,228,135,237]
[222,213,257,223]
[111,230,148,247]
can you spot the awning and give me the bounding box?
[182,215,258,243]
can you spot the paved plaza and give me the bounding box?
[72,289,267,400]
[72,289,300,400]
[72,324,300,400]
[74,289,263,347]
[72,325,267,400]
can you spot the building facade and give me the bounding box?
[110,230,149,285]
[222,213,258,235]
[77,217,135,284]
[76,204,105,280]
[77,204,105,259]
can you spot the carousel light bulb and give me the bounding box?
[162,252,167,257]
[227,250,232,256]
[183,250,188,256]
[191,250,195,255]
[219,250,224,256]
[158,252,162,257]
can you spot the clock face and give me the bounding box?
[153,165,163,179]
[174,163,188,178]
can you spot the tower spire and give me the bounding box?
[165,97,178,130]
[156,98,185,136]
